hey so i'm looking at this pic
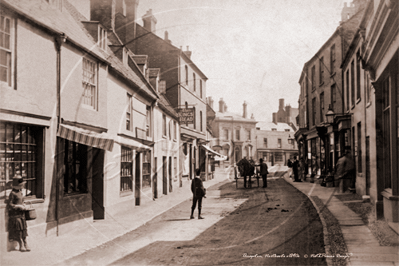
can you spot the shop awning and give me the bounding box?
[201,144,224,157]
[115,135,151,151]
[57,124,114,152]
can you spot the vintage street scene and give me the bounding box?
[0,0,398,265]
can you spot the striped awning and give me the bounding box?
[57,124,114,152]
[115,136,151,151]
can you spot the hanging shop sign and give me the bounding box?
[178,108,194,125]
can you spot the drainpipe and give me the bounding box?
[54,33,66,236]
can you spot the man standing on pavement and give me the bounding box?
[190,168,205,219]
[292,156,301,182]
[259,158,269,188]
[335,149,355,192]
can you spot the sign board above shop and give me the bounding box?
[178,108,194,125]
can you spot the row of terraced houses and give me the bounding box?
[0,0,219,237]
[295,0,398,230]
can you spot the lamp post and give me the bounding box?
[325,104,335,124]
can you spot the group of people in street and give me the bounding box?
[236,157,269,188]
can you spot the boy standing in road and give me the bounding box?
[190,168,205,219]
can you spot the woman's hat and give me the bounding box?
[12,175,26,188]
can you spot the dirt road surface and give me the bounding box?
[61,177,326,266]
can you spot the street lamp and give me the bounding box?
[325,104,335,124]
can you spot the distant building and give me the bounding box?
[256,122,297,167]
[272,98,299,130]
[211,99,257,168]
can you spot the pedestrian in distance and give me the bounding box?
[190,168,206,219]
[259,158,269,188]
[7,175,31,252]
[292,156,301,182]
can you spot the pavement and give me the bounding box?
[277,165,399,266]
[1,164,398,266]
[1,167,235,266]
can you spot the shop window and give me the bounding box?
[82,57,97,109]
[0,15,14,88]
[0,123,42,200]
[120,146,133,192]
[64,140,88,194]
[142,150,151,189]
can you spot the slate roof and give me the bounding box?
[256,121,294,132]
[215,111,257,123]
[158,93,179,119]
[2,0,107,61]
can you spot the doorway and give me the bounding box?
[135,152,141,206]
[153,157,158,199]
[163,156,167,195]
[92,148,105,219]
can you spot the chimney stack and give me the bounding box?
[219,98,225,113]
[142,9,157,32]
[164,31,171,44]
[243,101,247,118]
[272,113,277,124]
[279,98,284,110]
[183,45,192,59]
[207,97,214,109]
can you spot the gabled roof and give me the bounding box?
[2,0,107,62]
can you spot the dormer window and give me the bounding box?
[98,26,107,50]
[272,128,277,131]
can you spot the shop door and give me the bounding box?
[92,148,105,219]
[135,152,141,206]
[153,157,158,199]
[163,156,167,195]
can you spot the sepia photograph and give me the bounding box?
[0,0,398,265]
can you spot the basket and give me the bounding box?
[25,202,37,221]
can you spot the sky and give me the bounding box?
[137,0,348,121]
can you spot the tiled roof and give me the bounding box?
[2,0,106,61]
[158,94,178,119]
[106,52,158,100]
[132,55,148,65]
